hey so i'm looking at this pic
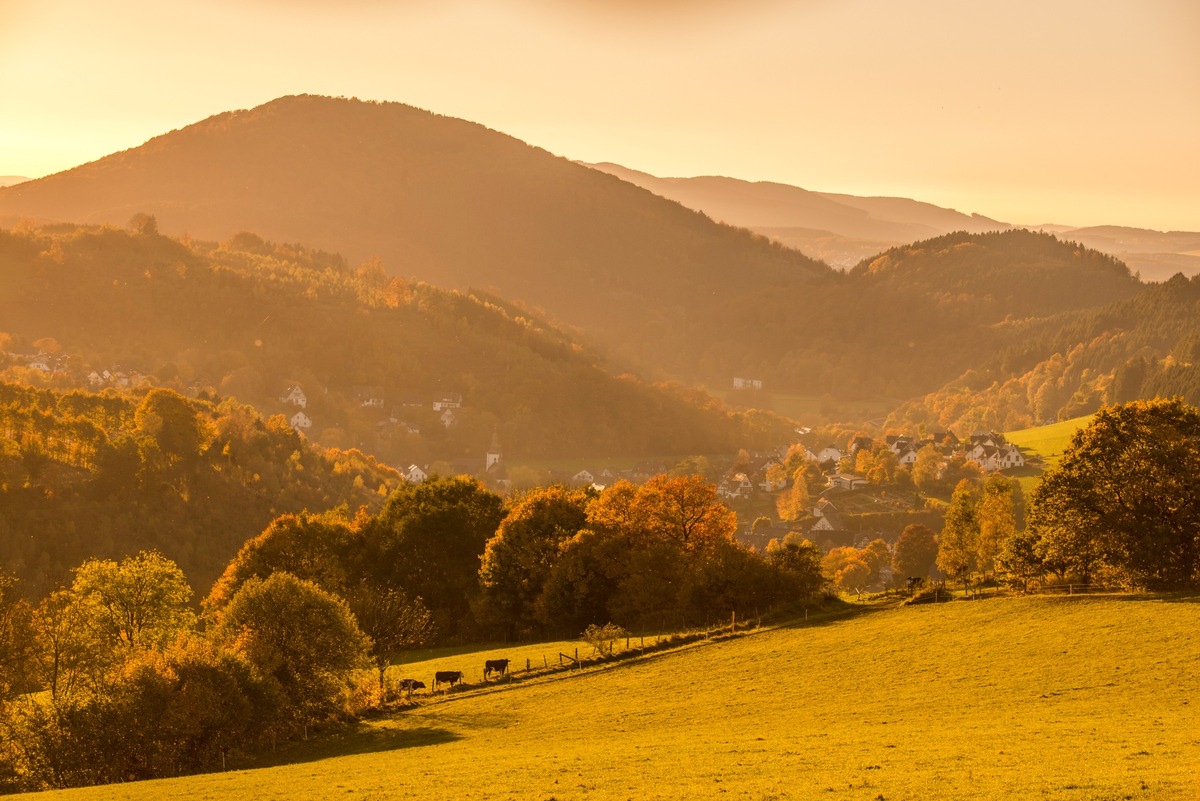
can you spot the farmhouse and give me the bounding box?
[280,384,307,407]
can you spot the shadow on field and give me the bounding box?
[252,724,461,768]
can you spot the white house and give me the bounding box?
[828,473,867,491]
[290,411,312,432]
[439,409,457,428]
[433,393,463,411]
[572,469,595,486]
[405,464,429,483]
[280,385,307,408]
[732,377,763,390]
[806,445,843,465]
[354,385,385,408]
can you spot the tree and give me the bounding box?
[204,512,359,613]
[0,574,38,700]
[70,551,195,652]
[912,444,942,494]
[859,538,892,586]
[765,537,826,598]
[937,480,981,588]
[1029,399,1200,588]
[976,475,1017,577]
[345,588,434,699]
[134,388,209,462]
[997,527,1043,592]
[822,547,871,594]
[892,523,938,580]
[477,486,591,636]
[639,475,737,551]
[210,572,369,727]
[366,477,505,635]
[775,466,810,522]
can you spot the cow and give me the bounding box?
[484,658,510,680]
[397,678,425,699]
[433,670,465,691]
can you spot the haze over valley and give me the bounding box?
[0,1,1197,797]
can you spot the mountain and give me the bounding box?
[0,224,792,463]
[586,164,1200,282]
[1032,225,1200,283]
[0,177,27,188]
[0,95,830,378]
[586,162,1011,267]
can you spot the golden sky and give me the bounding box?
[1,0,1197,229]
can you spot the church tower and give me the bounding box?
[486,430,502,471]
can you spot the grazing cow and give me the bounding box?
[433,670,465,691]
[484,658,510,679]
[397,678,425,698]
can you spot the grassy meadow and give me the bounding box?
[1005,415,1094,495]
[25,594,1199,801]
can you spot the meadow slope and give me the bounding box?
[27,596,1200,801]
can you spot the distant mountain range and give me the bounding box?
[1,94,1195,433]
[0,177,27,188]
[585,163,1200,281]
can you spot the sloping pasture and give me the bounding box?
[27,595,1199,801]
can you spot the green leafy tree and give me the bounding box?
[477,486,591,637]
[70,551,196,652]
[204,512,359,613]
[366,477,505,635]
[1029,398,1200,588]
[211,572,369,727]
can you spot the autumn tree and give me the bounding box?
[937,480,981,588]
[912,444,942,494]
[775,466,811,522]
[1029,398,1200,588]
[211,572,369,727]
[976,475,1018,577]
[70,551,195,652]
[346,588,434,699]
[477,486,591,637]
[892,523,938,580]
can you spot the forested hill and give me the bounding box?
[0,94,830,375]
[0,224,791,461]
[850,229,1140,319]
[0,382,400,593]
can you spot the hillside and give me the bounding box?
[0,224,790,462]
[0,95,830,377]
[0,381,401,593]
[29,595,1200,800]
[887,271,1200,434]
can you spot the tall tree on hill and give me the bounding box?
[70,551,196,652]
[1029,398,1200,589]
[937,480,981,589]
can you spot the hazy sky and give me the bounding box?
[2,0,1197,229]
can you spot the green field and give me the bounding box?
[28,595,1200,800]
[1005,415,1094,495]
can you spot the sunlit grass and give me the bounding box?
[27,594,1200,800]
[1006,414,1094,495]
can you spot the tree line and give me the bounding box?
[0,473,829,790]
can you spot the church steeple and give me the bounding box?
[486,430,502,471]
